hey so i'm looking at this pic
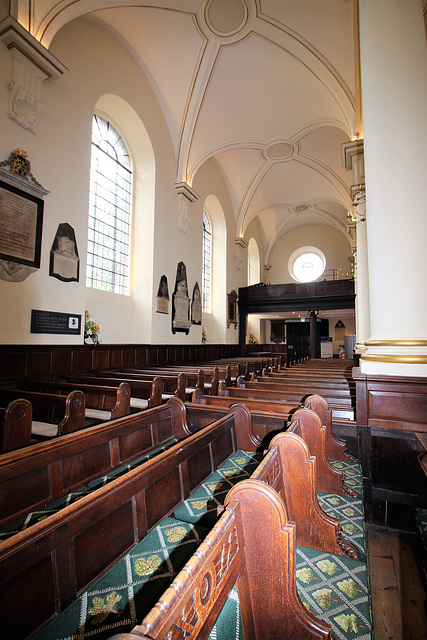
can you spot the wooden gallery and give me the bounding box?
[0,1,426,639]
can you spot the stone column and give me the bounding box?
[358,0,427,376]
[342,141,370,355]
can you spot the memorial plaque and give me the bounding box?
[0,179,43,268]
[31,310,81,335]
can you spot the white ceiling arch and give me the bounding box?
[24,0,358,264]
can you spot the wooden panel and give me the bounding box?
[119,426,154,462]
[2,466,50,520]
[145,468,182,529]
[73,348,93,372]
[61,443,112,491]
[92,348,109,370]
[51,350,73,375]
[31,350,52,375]
[74,501,135,592]
[211,429,234,469]
[2,555,56,638]
[186,445,213,491]
[109,349,123,369]
[368,390,427,425]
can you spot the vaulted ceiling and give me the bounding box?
[31,0,359,261]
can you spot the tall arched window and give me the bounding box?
[86,114,133,295]
[202,211,212,312]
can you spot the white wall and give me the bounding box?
[0,17,240,345]
[268,224,352,284]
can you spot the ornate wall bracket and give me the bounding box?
[175,182,199,233]
[234,236,248,270]
[0,16,67,134]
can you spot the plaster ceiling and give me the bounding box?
[35,0,358,259]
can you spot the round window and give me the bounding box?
[289,247,326,283]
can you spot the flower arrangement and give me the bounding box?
[201,326,207,344]
[248,332,258,344]
[84,309,101,344]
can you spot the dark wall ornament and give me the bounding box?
[172,261,191,334]
[191,281,202,325]
[227,290,238,328]
[49,223,79,282]
[0,149,48,281]
[156,274,170,314]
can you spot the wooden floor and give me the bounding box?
[367,524,427,639]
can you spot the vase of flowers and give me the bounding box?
[248,332,258,344]
[201,326,207,344]
[84,309,101,345]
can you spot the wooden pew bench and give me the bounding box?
[100,370,188,402]
[236,376,355,405]
[124,432,371,640]
[218,380,355,419]
[66,374,163,410]
[23,379,131,426]
[0,387,86,439]
[0,398,196,531]
[0,405,262,639]
[0,398,32,453]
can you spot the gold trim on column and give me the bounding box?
[364,339,427,347]
[361,354,427,364]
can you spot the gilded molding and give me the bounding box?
[365,340,427,347]
[361,354,427,364]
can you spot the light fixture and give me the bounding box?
[346,183,366,225]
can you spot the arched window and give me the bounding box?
[86,114,132,295]
[202,210,212,312]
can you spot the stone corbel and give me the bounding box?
[0,16,68,133]
[264,263,271,283]
[175,182,199,233]
[234,237,248,270]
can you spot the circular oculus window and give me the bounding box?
[289,247,326,283]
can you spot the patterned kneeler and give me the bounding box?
[317,491,366,562]
[34,517,208,640]
[296,546,372,639]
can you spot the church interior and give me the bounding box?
[0,1,426,638]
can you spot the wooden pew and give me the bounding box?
[0,398,32,453]
[217,380,355,419]
[236,376,355,405]
[65,374,163,410]
[109,433,366,640]
[99,370,188,402]
[113,477,332,640]
[21,379,131,423]
[0,398,193,529]
[0,404,260,639]
[0,388,86,439]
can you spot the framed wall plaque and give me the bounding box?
[0,178,44,268]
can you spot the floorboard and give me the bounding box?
[366,524,427,640]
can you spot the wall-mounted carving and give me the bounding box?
[227,290,238,328]
[175,182,199,233]
[0,16,67,134]
[191,282,202,325]
[0,149,48,282]
[172,261,192,334]
[156,274,170,314]
[50,223,79,282]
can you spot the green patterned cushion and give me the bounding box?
[296,546,372,639]
[0,440,178,542]
[317,492,366,562]
[174,450,263,527]
[33,517,208,640]
[207,587,243,640]
[415,507,427,545]
[329,460,363,497]
[206,546,372,640]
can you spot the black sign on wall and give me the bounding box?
[31,309,81,335]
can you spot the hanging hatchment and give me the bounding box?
[156,274,170,314]
[172,261,191,334]
[50,223,80,282]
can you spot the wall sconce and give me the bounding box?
[346,184,366,225]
